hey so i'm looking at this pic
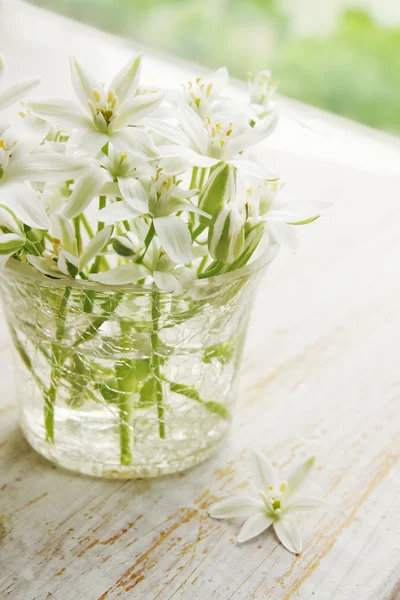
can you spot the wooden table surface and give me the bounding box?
[1,2,400,599]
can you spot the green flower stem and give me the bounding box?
[151,292,165,439]
[74,216,82,254]
[80,213,94,238]
[137,222,155,264]
[73,292,122,347]
[9,326,45,391]
[191,223,206,241]
[189,166,199,189]
[90,196,109,273]
[198,167,207,189]
[44,286,71,443]
[117,390,132,465]
[197,260,226,279]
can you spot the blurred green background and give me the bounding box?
[27,0,400,132]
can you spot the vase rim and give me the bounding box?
[4,244,278,293]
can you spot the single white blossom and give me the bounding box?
[209,451,325,553]
[25,54,163,155]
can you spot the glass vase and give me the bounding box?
[0,249,276,478]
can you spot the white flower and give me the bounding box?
[209,451,325,553]
[25,54,163,155]
[248,70,278,118]
[98,172,210,266]
[0,55,40,127]
[0,129,85,229]
[151,101,277,179]
[182,67,229,119]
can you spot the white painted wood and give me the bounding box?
[0,2,399,599]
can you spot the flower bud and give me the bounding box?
[198,162,235,225]
[208,203,245,263]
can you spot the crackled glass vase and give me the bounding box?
[0,250,276,478]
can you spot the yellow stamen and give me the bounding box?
[0,140,5,150]
[196,77,201,83]
[93,89,101,102]
[206,83,212,97]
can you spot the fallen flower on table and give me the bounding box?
[208,450,326,553]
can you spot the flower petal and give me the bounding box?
[0,77,40,110]
[2,183,50,229]
[51,213,76,254]
[158,145,218,168]
[250,450,278,494]
[153,271,182,295]
[209,497,264,519]
[67,128,109,154]
[0,233,25,255]
[5,153,85,183]
[286,495,326,513]
[153,216,193,265]
[79,225,113,270]
[63,167,110,219]
[109,53,142,105]
[97,200,136,223]
[286,457,316,497]
[117,176,149,214]
[145,118,190,146]
[177,101,208,155]
[273,517,302,554]
[27,255,66,278]
[69,56,102,112]
[112,91,164,130]
[0,204,23,235]
[89,263,149,285]
[111,128,159,157]
[25,98,92,129]
[268,222,298,252]
[237,513,273,543]
[230,158,277,180]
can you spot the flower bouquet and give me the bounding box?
[0,54,318,477]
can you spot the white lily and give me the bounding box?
[209,451,325,553]
[0,130,85,229]
[25,54,163,155]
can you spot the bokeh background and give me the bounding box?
[26,0,400,133]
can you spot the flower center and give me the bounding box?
[89,89,119,128]
[260,481,288,518]
[186,77,213,110]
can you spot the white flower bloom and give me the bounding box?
[248,70,278,118]
[0,130,85,229]
[98,173,209,265]
[152,101,277,179]
[182,67,229,119]
[25,54,163,155]
[209,450,325,553]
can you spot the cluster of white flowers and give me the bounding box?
[0,53,319,291]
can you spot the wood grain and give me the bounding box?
[0,2,400,599]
